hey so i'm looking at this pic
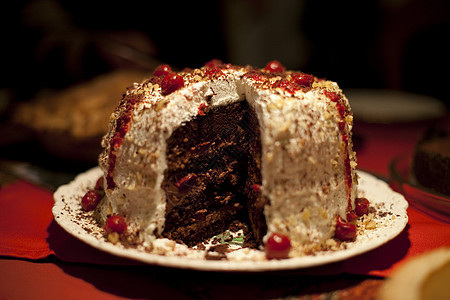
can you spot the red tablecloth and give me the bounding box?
[1,120,450,299]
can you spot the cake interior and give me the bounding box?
[161,100,267,247]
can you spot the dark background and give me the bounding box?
[1,0,450,113]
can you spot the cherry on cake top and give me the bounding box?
[153,64,172,77]
[147,60,320,96]
[264,60,286,73]
[161,73,185,95]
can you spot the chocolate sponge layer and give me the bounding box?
[161,100,267,247]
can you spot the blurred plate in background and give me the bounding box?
[345,89,446,123]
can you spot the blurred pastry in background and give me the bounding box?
[377,247,450,300]
[412,120,450,196]
[12,69,149,163]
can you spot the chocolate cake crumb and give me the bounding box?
[209,244,230,254]
[204,252,227,260]
[243,232,258,249]
[378,211,389,218]
[196,243,206,250]
[205,244,229,260]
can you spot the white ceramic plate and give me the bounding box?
[53,168,408,272]
[345,89,445,123]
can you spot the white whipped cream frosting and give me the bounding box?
[98,65,357,250]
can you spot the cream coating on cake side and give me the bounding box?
[98,64,357,253]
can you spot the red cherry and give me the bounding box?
[346,211,357,222]
[355,197,370,216]
[265,233,291,259]
[204,59,223,68]
[292,73,314,87]
[95,177,104,192]
[251,184,261,192]
[104,215,127,234]
[335,216,356,241]
[175,173,197,192]
[198,102,208,116]
[161,74,184,95]
[81,190,102,211]
[264,60,285,73]
[153,64,172,76]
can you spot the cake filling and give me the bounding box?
[161,100,266,247]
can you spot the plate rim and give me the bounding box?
[53,168,409,272]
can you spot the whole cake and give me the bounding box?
[94,60,360,257]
